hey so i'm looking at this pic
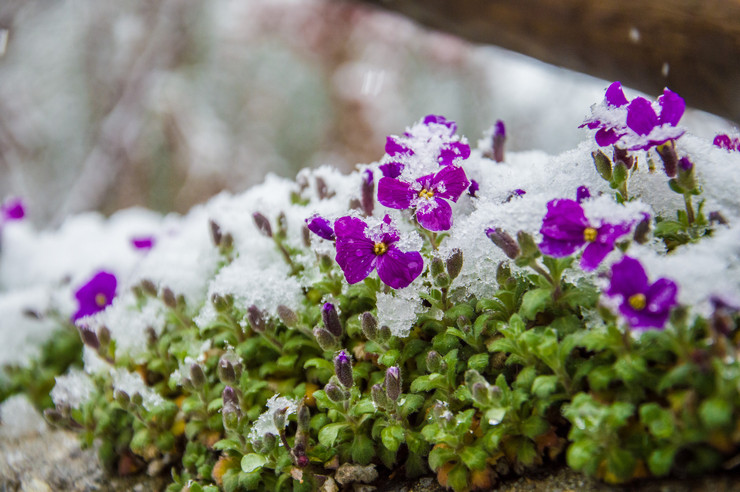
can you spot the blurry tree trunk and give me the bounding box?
[345,0,740,123]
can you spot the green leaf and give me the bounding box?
[648,446,677,476]
[522,415,550,439]
[351,434,375,465]
[516,439,537,466]
[532,375,559,398]
[378,349,400,367]
[520,288,551,320]
[351,398,377,416]
[460,445,488,470]
[381,424,405,452]
[207,398,224,413]
[399,394,425,418]
[467,353,489,372]
[410,373,447,393]
[639,403,675,439]
[487,337,517,354]
[587,365,615,391]
[276,353,298,369]
[447,463,469,492]
[318,423,350,447]
[606,447,636,482]
[240,453,267,473]
[567,440,600,474]
[699,397,732,430]
[303,358,333,372]
[428,445,457,471]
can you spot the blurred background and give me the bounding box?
[0,0,732,225]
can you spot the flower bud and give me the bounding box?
[161,287,177,309]
[613,146,635,170]
[132,392,144,407]
[277,212,288,239]
[252,212,273,238]
[114,389,130,407]
[656,141,678,177]
[43,408,64,426]
[97,325,111,346]
[486,227,520,260]
[140,279,158,297]
[371,383,388,409]
[334,350,353,389]
[677,157,697,191]
[209,219,223,247]
[633,214,651,245]
[316,177,330,200]
[272,407,288,430]
[592,149,613,181]
[247,305,266,333]
[516,231,540,259]
[322,303,342,338]
[262,433,277,452]
[277,305,298,328]
[493,120,506,163]
[378,325,392,343]
[221,233,234,251]
[218,358,236,385]
[385,366,401,402]
[426,351,442,373]
[361,169,374,216]
[446,249,463,280]
[190,363,206,389]
[222,404,239,430]
[302,225,311,247]
[709,211,729,225]
[360,312,378,341]
[471,382,490,405]
[222,386,239,408]
[319,254,334,272]
[145,326,158,346]
[457,315,472,333]
[496,262,512,286]
[313,327,336,351]
[576,186,591,203]
[431,257,445,278]
[434,272,451,288]
[297,401,310,432]
[211,293,232,313]
[78,325,99,350]
[324,383,346,402]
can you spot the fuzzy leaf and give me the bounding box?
[410,373,447,393]
[447,463,469,492]
[318,422,350,447]
[428,445,457,471]
[351,434,375,465]
[460,445,488,470]
[379,349,401,367]
[351,398,377,416]
[399,394,425,418]
[240,453,267,473]
[532,375,559,398]
[381,424,405,452]
[467,353,489,372]
[606,447,636,482]
[522,415,550,439]
[567,439,600,473]
[699,397,732,430]
[639,403,675,439]
[520,288,552,320]
[648,446,677,476]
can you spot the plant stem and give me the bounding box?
[684,193,696,225]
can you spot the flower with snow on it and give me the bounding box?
[334,214,423,289]
[305,214,335,241]
[539,198,632,271]
[378,164,470,231]
[467,179,479,197]
[581,81,685,151]
[379,161,404,178]
[1,197,25,222]
[438,140,471,166]
[248,394,298,445]
[72,270,117,322]
[423,114,457,135]
[713,134,740,152]
[606,256,678,330]
[576,186,591,203]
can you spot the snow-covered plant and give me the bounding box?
[2,83,740,491]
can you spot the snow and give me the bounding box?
[247,394,298,444]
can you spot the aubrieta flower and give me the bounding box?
[539,198,632,271]
[334,214,423,289]
[381,115,469,171]
[606,256,678,329]
[72,270,117,321]
[305,214,335,241]
[377,164,470,231]
[581,81,685,151]
[1,197,25,222]
[576,186,591,203]
[131,236,155,251]
[713,134,740,152]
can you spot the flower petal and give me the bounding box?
[626,97,658,136]
[595,127,620,147]
[658,88,685,126]
[539,199,589,242]
[607,256,648,299]
[385,136,413,157]
[605,81,629,107]
[379,161,404,178]
[377,177,413,210]
[580,242,614,271]
[430,165,469,202]
[646,278,678,314]
[416,197,452,231]
[334,217,376,284]
[306,215,336,241]
[438,141,471,166]
[376,248,423,289]
[73,271,117,321]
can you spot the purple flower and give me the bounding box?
[492,120,506,163]
[606,256,678,329]
[423,114,457,135]
[468,179,479,197]
[713,134,740,152]
[576,186,591,203]
[505,189,526,202]
[582,82,685,151]
[334,215,423,289]
[385,136,414,157]
[377,165,470,231]
[1,197,25,222]
[72,270,117,322]
[438,141,471,166]
[379,161,404,178]
[131,236,155,251]
[306,214,335,241]
[539,199,631,271]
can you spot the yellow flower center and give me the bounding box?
[583,227,598,242]
[628,293,646,311]
[373,242,388,256]
[95,293,108,307]
[418,188,435,200]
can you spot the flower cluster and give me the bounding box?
[581,81,685,151]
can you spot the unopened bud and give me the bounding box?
[431,257,445,278]
[211,293,232,313]
[218,358,236,385]
[302,225,311,247]
[613,146,635,170]
[247,305,266,333]
[493,119,506,163]
[78,325,99,350]
[385,366,401,402]
[319,254,334,272]
[378,325,391,343]
[434,272,451,288]
[709,211,729,225]
[446,249,463,280]
[297,401,310,432]
[161,287,177,309]
[334,350,353,388]
[97,325,111,346]
[272,407,287,430]
[677,156,697,191]
[360,312,377,341]
[316,177,330,200]
[277,212,288,238]
[141,279,157,297]
[592,149,613,181]
[145,326,157,346]
[114,389,130,407]
[516,231,539,259]
[221,233,234,251]
[633,214,651,244]
[656,141,678,177]
[43,408,64,426]
[190,363,206,389]
[222,386,239,408]
[496,262,512,286]
[132,392,144,407]
[325,382,346,402]
[277,305,298,328]
[371,383,388,409]
[313,327,336,351]
[426,351,442,373]
[486,227,520,260]
[361,169,374,216]
[222,404,239,430]
[471,382,490,404]
[209,219,222,247]
[262,433,277,452]
[252,212,273,238]
[457,315,472,333]
[322,303,342,338]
